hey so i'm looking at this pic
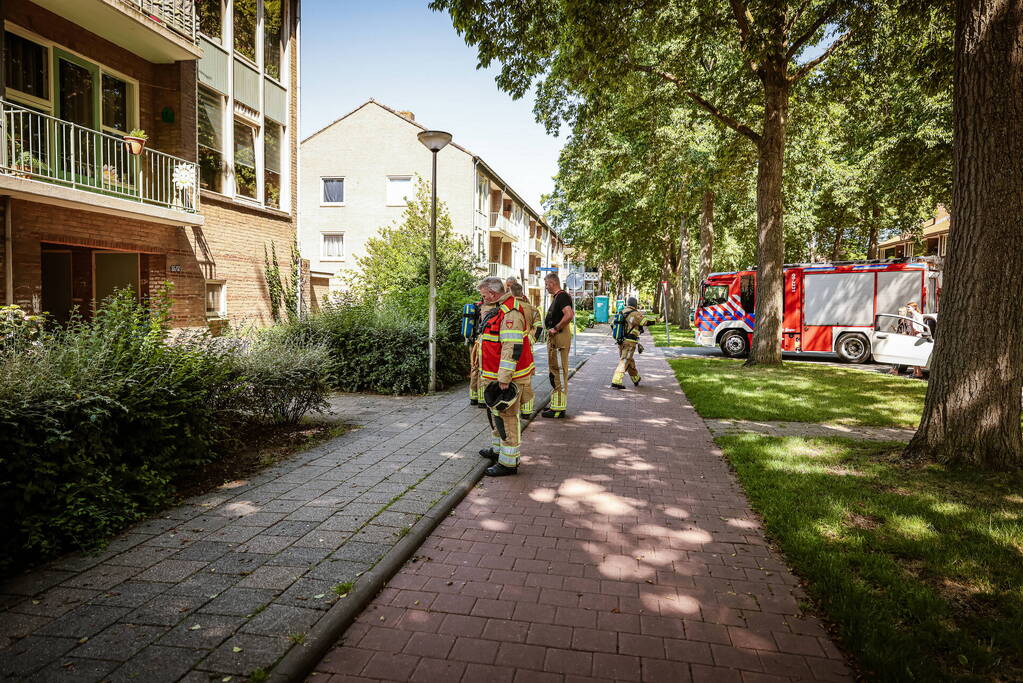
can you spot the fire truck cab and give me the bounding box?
[694,258,942,363]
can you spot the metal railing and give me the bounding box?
[1,100,199,213]
[123,0,198,43]
[489,212,519,239]
[530,237,542,253]
[488,262,515,280]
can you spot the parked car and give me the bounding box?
[870,313,935,369]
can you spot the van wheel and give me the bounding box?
[720,331,749,358]
[836,333,871,363]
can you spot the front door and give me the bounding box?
[41,251,74,323]
[55,50,100,185]
[94,252,140,308]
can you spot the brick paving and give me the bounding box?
[705,419,915,442]
[311,341,853,682]
[0,333,602,682]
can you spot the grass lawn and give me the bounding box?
[669,356,925,427]
[719,435,1023,682]
[648,323,699,347]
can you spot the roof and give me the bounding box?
[301,99,556,236]
[878,208,950,248]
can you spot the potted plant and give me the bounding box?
[123,128,148,156]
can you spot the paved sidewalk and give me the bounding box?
[311,341,852,682]
[705,419,915,442]
[0,332,601,682]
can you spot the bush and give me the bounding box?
[234,334,332,423]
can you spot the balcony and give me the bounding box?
[30,0,201,63]
[529,237,543,255]
[489,212,519,241]
[1,100,201,224]
[488,262,516,280]
[528,273,541,289]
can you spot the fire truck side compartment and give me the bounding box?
[803,273,875,326]
[876,270,925,316]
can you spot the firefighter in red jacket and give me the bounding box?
[477,277,534,476]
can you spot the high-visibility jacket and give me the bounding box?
[481,295,535,383]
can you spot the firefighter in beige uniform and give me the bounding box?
[506,278,539,418]
[477,277,535,476]
[468,297,496,407]
[543,273,574,418]
[611,297,644,388]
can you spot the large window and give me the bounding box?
[321,233,344,261]
[197,0,223,42]
[4,31,48,101]
[701,284,729,308]
[264,0,283,80]
[386,176,413,206]
[233,0,257,62]
[233,118,257,199]
[198,87,224,192]
[101,74,129,133]
[321,177,344,205]
[740,275,755,312]
[264,122,282,209]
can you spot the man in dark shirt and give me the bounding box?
[542,273,574,418]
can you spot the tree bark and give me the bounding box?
[830,226,844,261]
[746,66,788,366]
[699,190,714,285]
[866,206,879,260]
[904,0,1023,468]
[678,215,692,329]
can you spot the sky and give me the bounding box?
[299,0,564,213]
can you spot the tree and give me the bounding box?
[903,0,1023,468]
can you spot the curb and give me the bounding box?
[270,356,591,682]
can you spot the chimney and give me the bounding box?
[397,110,415,121]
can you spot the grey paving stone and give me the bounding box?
[283,506,335,522]
[274,577,337,611]
[203,524,264,544]
[130,518,181,535]
[34,605,128,638]
[136,559,209,583]
[316,514,364,532]
[232,511,288,528]
[236,565,304,591]
[349,525,401,545]
[89,581,169,608]
[69,622,164,661]
[106,544,178,568]
[263,545,332,568]
[158,613,239,649]
[124,594,209,627]
[106,644,208,683]
[205,552,269,576]
[256,499,305,514]
[195,633,291,676]
[169,540,236,563]
[331,541,389,565]
[386,498,434,516]
[293,530,352,549]
[5,587,99,618]
[305,559,372,584]
[231,534,297,554]
[201,587,278,617]
[166,572,238,598]
[369,510,421,529]
[264,520,319,537]
[176,514,232,534]
[239,603,321,637]
[0,635,77,678]
[144,530,200,550]
[1,569,77,596]
[25,656,118,683]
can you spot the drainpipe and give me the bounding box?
[4,196,12,305]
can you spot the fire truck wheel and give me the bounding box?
[835,333,871,364]
[719,331,749,358]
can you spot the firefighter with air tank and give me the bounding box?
[611,296,644,389]
[505,277,540,419]
[477,276,535,477]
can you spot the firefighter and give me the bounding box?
[611,297,645,389]
[468,295,496,407]
[477,277,535,476]
[506,278,539,418]
[542,273,574,418]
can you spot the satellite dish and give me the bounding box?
[565,272,585,290]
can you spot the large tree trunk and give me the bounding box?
[678,215,692,330]
[866,206,880,259]
[699,190,714,284]
[904,0,1023,468]
[830,226,844,261]
[746,68,788,367]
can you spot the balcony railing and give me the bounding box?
[1,100,199,213]
[528,273,541,288]
[489,212,519,240]
[124,0,197,43]
[488,262,515,280]
[529,237,543,254]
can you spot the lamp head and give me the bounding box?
[417,130,452,152]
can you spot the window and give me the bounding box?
[205,281,226,318]
[264,122,282,209]
[198,87,224,192]
[321,177,345,205]
[233,118,257,199]
[264,0,284,80]
[233,0,257,62]
[101,74,129,133]
[386,176,413,205]
[197,0,223,42]
[321,233,344,260]
[701,284,729,307]
[740,275,755,312]
[4,31,48,101]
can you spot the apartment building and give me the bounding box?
[299,99,565,308]
[0,0,300,328]
[878,206,950,259]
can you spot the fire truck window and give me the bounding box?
[701,285,729,307]
[740,276,755,312]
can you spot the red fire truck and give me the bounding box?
[694,258,942,363]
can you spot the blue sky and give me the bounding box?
[299,0,564,212]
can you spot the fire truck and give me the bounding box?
[694,257,942,363]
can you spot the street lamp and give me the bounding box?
[417,129,452,394]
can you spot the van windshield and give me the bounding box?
[701,285,729,307]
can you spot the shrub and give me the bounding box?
[234,334,332,423]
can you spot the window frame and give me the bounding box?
[320,231,345,262]
[197,85,226,194]
[232,115,259,201]
[205,280,227,319]
[385,175,413,207]
[196,0,225,44]
[320,177,346,206]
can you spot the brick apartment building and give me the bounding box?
[0,0,300,328]
[877,205,950,260]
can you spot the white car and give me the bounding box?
[870,313,935,368]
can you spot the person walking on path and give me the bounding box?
[542,273,574,418]
[506,278,538,419]
[477,277,534,477]
[611,296,645,389]
[468,295,496,407]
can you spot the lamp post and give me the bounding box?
[417,129,452,394]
